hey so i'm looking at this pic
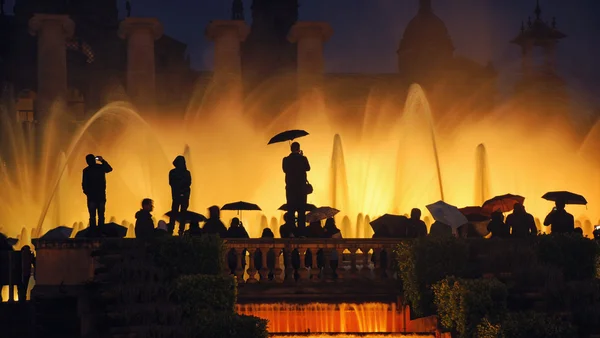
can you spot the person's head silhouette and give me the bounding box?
[410,208,421,220]
[291,142,300,153]
[555,200,566,211]
[86,154,96,166]
[142,198,153,212]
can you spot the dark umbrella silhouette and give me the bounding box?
[75,223,127,238]
[268,130,309,145]
[221,201,261,218]
[482,194,525,214]
[306,207,340,223]
[459,206,491,222]
[370,214,410,237]
[279,203,317,212]
[542,191,587,205]
[40,226,73,240]
[164,210,207,223]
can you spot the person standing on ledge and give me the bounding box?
[169,155,191,235]
[282,142,311,230]
[82,154,113,229]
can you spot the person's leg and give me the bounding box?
[178,198,190,235]
[87,199,97,227]
[169,199,180,234]
[296,193,307,233]
[98,199,106,226]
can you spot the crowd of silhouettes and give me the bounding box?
[78,145,588,242]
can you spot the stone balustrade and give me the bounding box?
[223,238,399,285]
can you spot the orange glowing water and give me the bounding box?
[236,303,398,333]
[0,83,599,239]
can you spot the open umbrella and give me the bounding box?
[40,226,73,240]
[459,206,491,222]
[221,201,262,219]
[542,191,587,205]
[101,222,128,238]
[482,194,525,214]
[370,214,410,237]
[164,210,207,223]
[268,130,309,145]
[306,207,340,223]
[426,200,469,230]
[279,203,317,212]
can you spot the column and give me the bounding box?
[205,20,249,104]
[28,14,74,122]
[288,21,333,96]
[118,17,163,113]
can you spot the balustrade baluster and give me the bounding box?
[259,247,270,282]
[273,248,283,283]
[283,248,295,284]
[310,248,320,281]
[360,247,371,278]
[336,248,345,281]
[297,246,309,282]
[246,248,258,283]
[348,247,359,279]
[235,248,245,283]
[373,248,382,281]
[323,249,335,282]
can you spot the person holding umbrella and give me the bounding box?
[168,155,192,235]
[282,142,311,229]
[543,200,575,234]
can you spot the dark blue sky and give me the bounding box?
[122,0,600,104]
[4,0,600,105]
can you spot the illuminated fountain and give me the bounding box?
[1,81,599,241]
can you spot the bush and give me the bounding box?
[433,277,507,338]
[499,311,576,338]
[173,274,237,317]
[186,314,268,338]
[148,235,225,278]
[536,234,598,280]
[395,237,470,316]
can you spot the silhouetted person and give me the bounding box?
[279,212,296,238]
[506,203,537,238]
[544,201,575,234]
[487,211,509,238]
[458,223,481,238]
[203,206,227,237]
[183,221,203,237]
[261,228,275,238]
[135,198,155,239]
[282,142,310,230]
[19,245,34,303]
[429,221,452,237]
[155,220,169,236]
[82,154,112,228]
[169,155,191,235]
[593,226,600,240]
[408,208,428,238]
[574,227,583,236]
[307,221,325,238]
[324,218,342,239]
[227,218,250,238]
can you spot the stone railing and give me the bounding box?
[223,238,399,284]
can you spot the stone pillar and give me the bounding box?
[205,20,249,103]
[28,14,74,122]
[118,18,163,113]
[288,22,333,96]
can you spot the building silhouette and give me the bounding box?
[0,0,569,125]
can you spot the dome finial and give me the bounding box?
[419,0,432,14]
[534,0,542,20]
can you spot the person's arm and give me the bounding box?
[529,216,537,235]
[99,157,113,173]
[282,157,287,173]
[543,211,554,226]
[304,157,311,171]
[186,171,192,188]
[82,170,87,195]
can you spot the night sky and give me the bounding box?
[4,0,600,106]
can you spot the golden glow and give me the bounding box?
[1,83,599,240]
[236,303,398,333]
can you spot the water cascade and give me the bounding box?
[474,144,490,205]
[236,303,398,333]
[330,134,350,213]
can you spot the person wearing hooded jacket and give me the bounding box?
[82,154,113,228]
[169,155,192,234]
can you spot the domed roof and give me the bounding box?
[398,0,454,55]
